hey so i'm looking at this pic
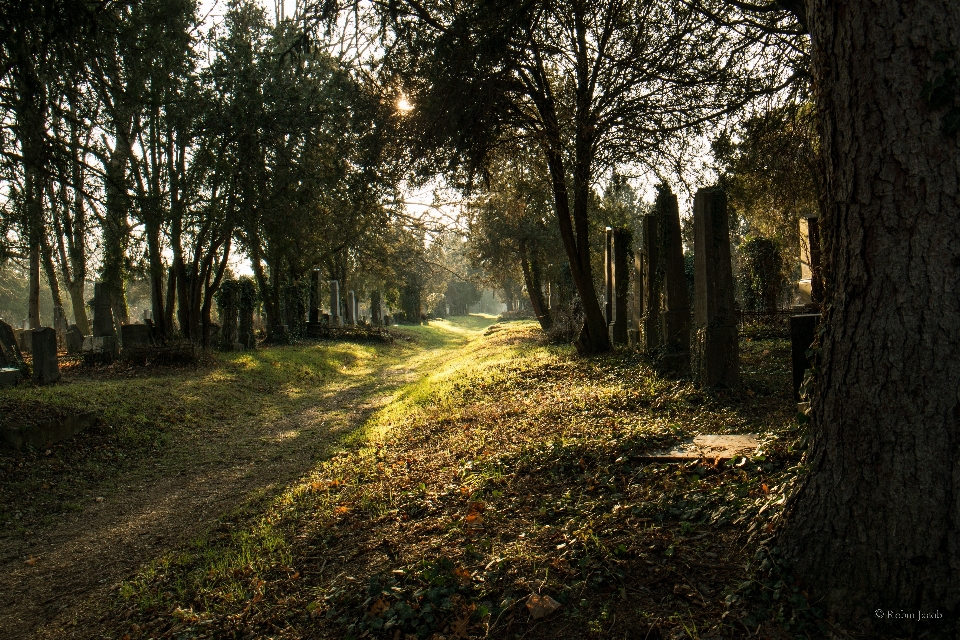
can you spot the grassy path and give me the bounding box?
[0,316,495,639]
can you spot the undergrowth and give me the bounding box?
[107,320,846,639]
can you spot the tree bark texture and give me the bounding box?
[781,0,960,630]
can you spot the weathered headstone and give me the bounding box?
[309,271,320,324]
[610,228,630,346]
[346,290,357,326]
[17,328,32,354]
[630,252,644,348]
[640,214,662,353]
[120,324,151,349]
[791,314,821,400]
[657,188,691,371]
[796,215,823,307]
[692,188,739,387]
[604,227,614,327]
[66,325,84,353]
[0,319,24,366]
[31,327,60,385]
[329,280,342,327]
[92,282,116,337]
[383,314,393,327]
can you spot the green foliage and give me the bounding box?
[713,103,819,263]
[737,236,786,312]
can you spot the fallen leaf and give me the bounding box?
[368,597,389,617]
[761,483,769,495]
[526,593,561,619]
[24,556,38,566]
[334,505,350,515]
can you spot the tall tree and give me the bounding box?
[774,0,960,631]
[373,0,777,353]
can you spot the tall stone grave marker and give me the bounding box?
[66,325,84,353]
[604,227,614,327]
[32,327,60,385]
[329,280,342,327]
[346,291,357,326]
[630,253,644,348]
[92,282,116,337]
[796,215,823,306]
[640,215,662,353]
[309,271,320,324]
[656,188,691,371]
[609,228,630,346]
[692,188,739,387]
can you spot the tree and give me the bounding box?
[466,147,563,332]
[375,0,777,354]
[773,0,960,631]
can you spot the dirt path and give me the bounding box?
[0,325,481,639]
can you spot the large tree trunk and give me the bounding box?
[779,0,960,632]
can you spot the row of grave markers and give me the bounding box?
[304,275,391,329]
[604,187,739,387]
[605,186,823,393]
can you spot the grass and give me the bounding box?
[0,319,492,540]
[97,320,842,639]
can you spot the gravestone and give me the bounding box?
[120,324,151,349]
[329,280,342,327]
[346,290,356,326]
[791,314,821,400]
[92,282,116,337]
[0,319,24,366]
[17,328,32,353]
[692,188,739,387]
[309,271,320,324]
[31,327,60,385]
[604,227,614,327]
[66,325,84,353]
[610,228,630,346]
[640,214,662,353]
[796,215,823,307]
[629,252,644,348]
[657,188,691,372]
[383,314,393,327]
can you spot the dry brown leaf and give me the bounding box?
[526,593,561,619]
[24,556,38,566]
[368,597,389,617]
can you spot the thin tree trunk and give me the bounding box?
[519,239,552,332]
[779,0,960,631]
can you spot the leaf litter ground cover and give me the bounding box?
[0,322,489,638]
[106,321,874,640]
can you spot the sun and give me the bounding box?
[396,96,414,113]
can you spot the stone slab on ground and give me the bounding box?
[639,434,760,462]
[0,367,21,389]
[1,411,98,451]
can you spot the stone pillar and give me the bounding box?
[692,188,739,387]
[31,327,60,385]
[346,290,356,325]
[657,188,691,371]
[92,282,115,337]
[791,314,821,400]
[329,280,342,327]
[610,228,630,346]
[66,325,83,353]
[309,271,320,324]
[641,215,662,354]
[604,227,614,326]
[796,215,823,306]
[630,253,644,348]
